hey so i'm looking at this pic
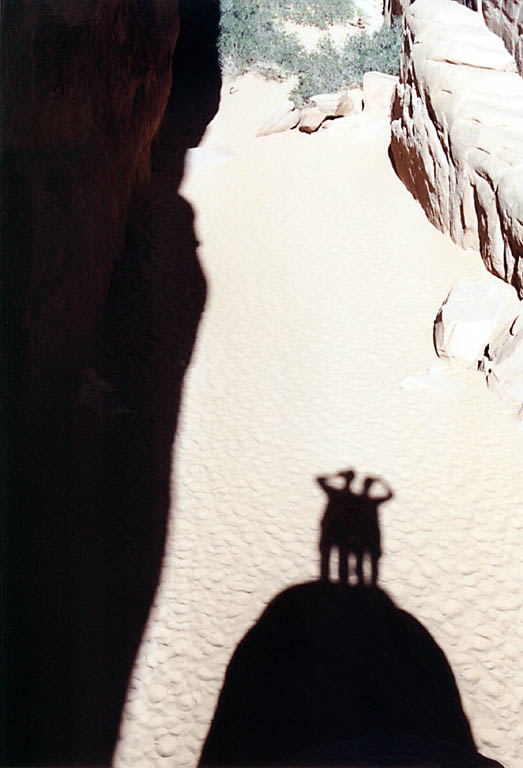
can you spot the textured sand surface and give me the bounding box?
[115,75,523,767]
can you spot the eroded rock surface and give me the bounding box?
[384,0,412,26]
[482,313,523,402]
[390,0,523,296]
[483,0,523,75]
[385,0,523,77]
[434,274,520,367]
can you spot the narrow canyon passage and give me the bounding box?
[116,76,522,768]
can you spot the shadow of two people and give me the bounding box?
[199,471,504,768]
[317,469,393,586]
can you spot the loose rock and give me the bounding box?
[310,91,355,118]
[434,275,520,367]
[257,100,301,137]
[362,71,398,113]
[298,106,327,133]
[482,312,523,402]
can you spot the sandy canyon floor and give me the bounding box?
[115,74,523,768]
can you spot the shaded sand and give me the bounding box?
[115,74,523,767]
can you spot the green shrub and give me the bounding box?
[218,0,306,77]
[346,20,402,79]
[274,0,357,29]
[218,1,402,104]
[291,22,402,105]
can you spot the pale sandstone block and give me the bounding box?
[298,106,327,133]
[482,312,523,402]
[363,71,398,113]
[434,275,520,367]
[257,99,301,137]
[311,90,355,117]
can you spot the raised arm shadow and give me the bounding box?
[317,469,394,587]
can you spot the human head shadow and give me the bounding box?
[199,473,503,768]
[5,2,221,765]
[200,583,503,767]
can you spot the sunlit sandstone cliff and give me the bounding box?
[482,0,523,75]
[390,0,523,296]
[385,0,523,77]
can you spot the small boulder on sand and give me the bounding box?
[257,99,301,137]
[434,275,520,367]
[362,71,398,113]
[258,91,357,138]
[310,91,355,118]
[298,106,327,133]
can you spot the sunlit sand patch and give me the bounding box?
[116,70,523,768]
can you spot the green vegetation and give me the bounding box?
[218,0,305,78]
[218,0,402,104]
[291,23,402,105]
[274,0,356,29]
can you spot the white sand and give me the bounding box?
[115,74,523,768]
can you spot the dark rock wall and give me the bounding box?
[2,0,179,396]
[0,2,226,766]
[3,0,223,761]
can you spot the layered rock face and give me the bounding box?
[3,0,179,396]
[385,0,523,76]
[384,0,478,26]
[482,0,523,75]
[390,0,523,296]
